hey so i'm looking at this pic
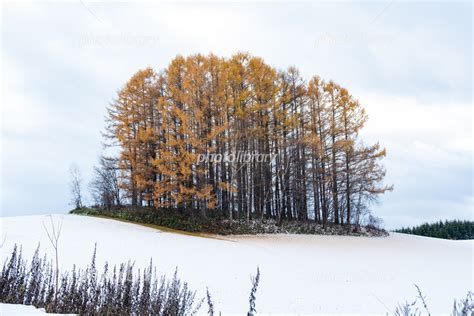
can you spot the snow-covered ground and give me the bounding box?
[1,214,472,314]
[0,303,47,315]
[0,303,72,315]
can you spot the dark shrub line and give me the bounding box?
[71,207,388,237]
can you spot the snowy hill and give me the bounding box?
[0,214,472,314]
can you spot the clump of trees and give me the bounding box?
[99,53,391,227]
[395,220,474,240]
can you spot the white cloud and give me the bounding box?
[357,94,472,228]
[1,58,47,135]
[360,93,472,156]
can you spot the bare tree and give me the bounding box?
[89,156,122,209]
[69,164,83,209]
[43,215,63,306]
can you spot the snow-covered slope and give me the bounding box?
[0,303,72,315]
[1,215,472,314]
[0,303,47,315]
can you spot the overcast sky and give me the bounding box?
[1,1,472,229]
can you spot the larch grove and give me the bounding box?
[102,53,392,228]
